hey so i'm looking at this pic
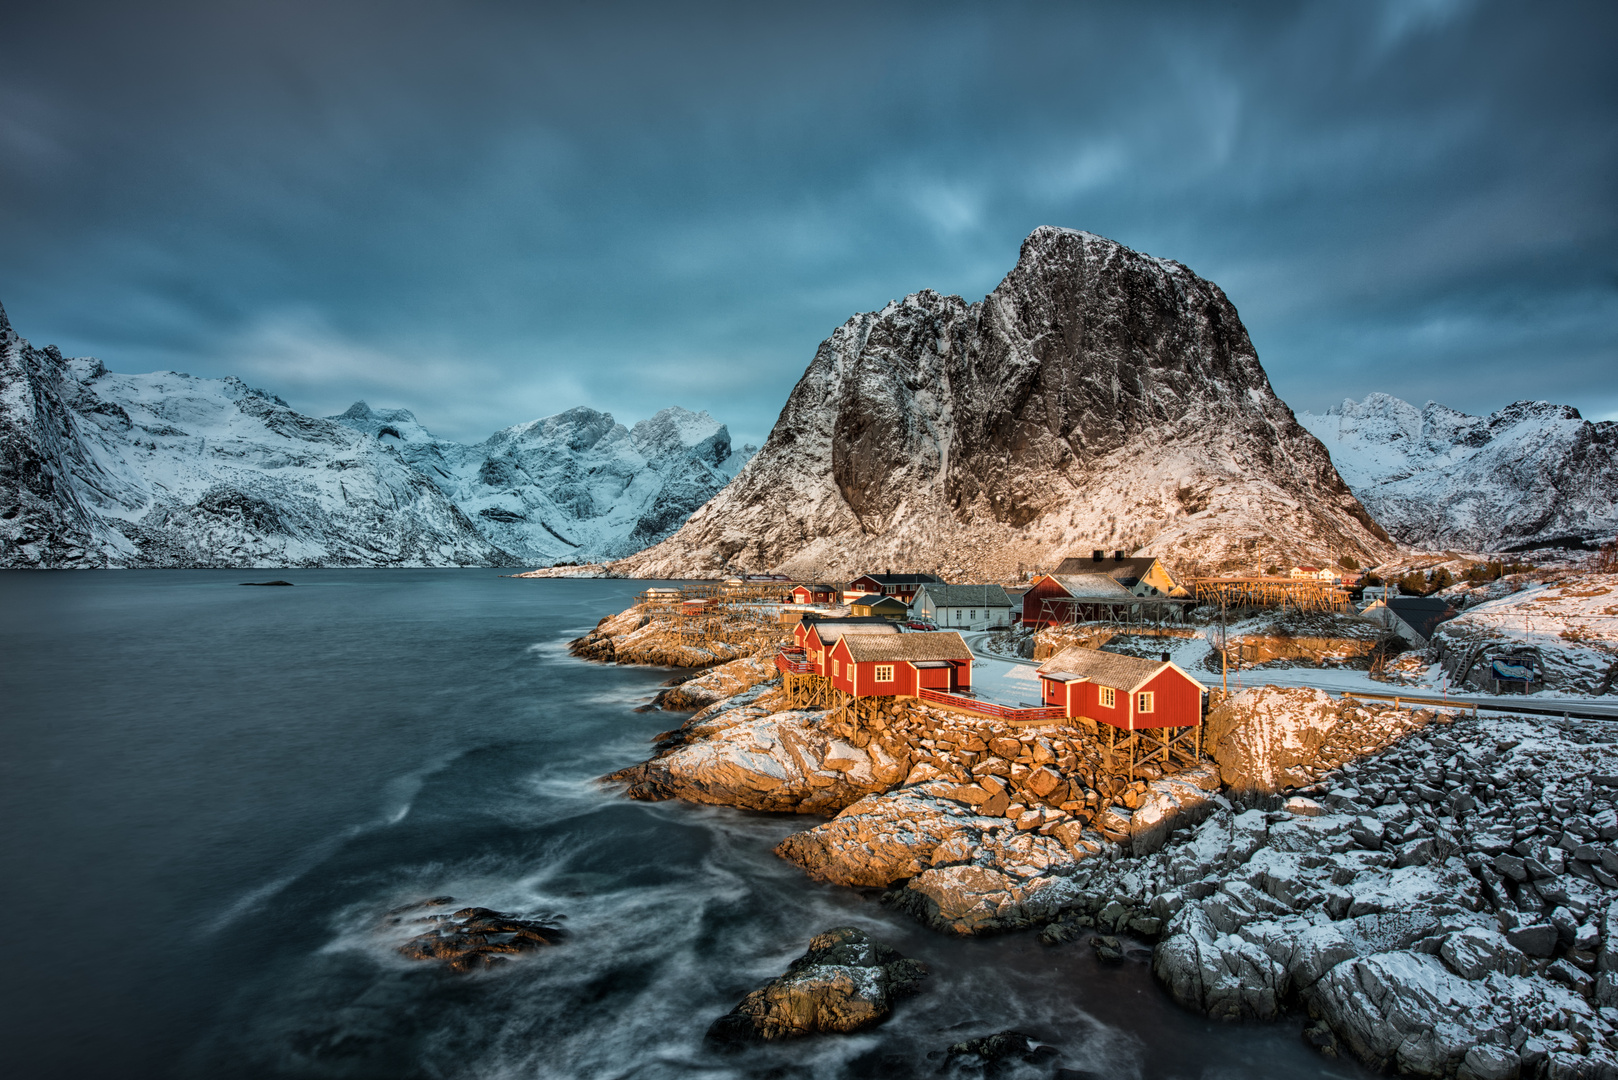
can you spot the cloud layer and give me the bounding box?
[2,0,1614,442]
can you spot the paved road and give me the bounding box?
[957,630,1618,723]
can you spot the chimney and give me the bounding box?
[1114,550,1124,560]
[1092,549,1104,562]
[1160,652,1171,663]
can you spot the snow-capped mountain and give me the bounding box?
[332,401,752,564]
[0,300,751,568]
[617,226,1393,580]
[1298,393,1618,552]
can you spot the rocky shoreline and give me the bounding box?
[579,608,1618,1077]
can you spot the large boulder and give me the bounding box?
[705,927,926,1043]
[656,653,780,710]
[605,703,900,815]
[1203,686,1442,795]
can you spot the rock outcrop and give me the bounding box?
[654,654,780,711]
[1203,686,1447,795]
[1089,710,1618,1077]
[384,897,565,973]
[617,226,1392,581]
[569,606,779,668]
[606,686,904,816]
[705,927,926,1043]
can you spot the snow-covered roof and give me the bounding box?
[843,631,974,663]
[1037,646,1207,694]
[1043,573,1136,600]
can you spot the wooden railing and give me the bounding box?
[918,688,1066,722]
[775,650,814,675]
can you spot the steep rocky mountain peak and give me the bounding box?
[618,226,1392,580]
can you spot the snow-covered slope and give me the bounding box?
[0,300,750,568]
[1299,394,1618,551]
[617,226,1393,581]
[332,402,752,564]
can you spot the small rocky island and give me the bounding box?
[578,597,1618,1078]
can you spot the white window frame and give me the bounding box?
[833,658,840,677]
[1137,691,1154,713]
[1099,686,1116,708]
[874,664,895,682]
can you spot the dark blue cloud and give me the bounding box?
[2,0,1614,443]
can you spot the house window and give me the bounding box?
[833,659,840,677]
[1137,691,1154,713]
[1099,686,1116,708]
[875,665,894,682]
[969,610,977,621]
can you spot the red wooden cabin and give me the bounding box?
[825,630,974,698]
[843,572,946,604]
[1020,573,1137,627]
[792,618,901,675]
[1035,647,1206,729]
[790,583,838,604]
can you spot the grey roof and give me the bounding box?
[1037,646,1201,693]
[851,593,908,607]
[913,584,1013,608]
[1044,573,1137,600]
[843,631,974,663]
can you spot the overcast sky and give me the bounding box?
[2,0,1614,445]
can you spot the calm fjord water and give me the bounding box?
[0,569,1366,1080]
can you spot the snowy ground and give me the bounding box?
[959,630,1618,720]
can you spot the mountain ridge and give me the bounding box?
[616,226,1394,580]
[1298,393,1618,552]
[0,300,750,568]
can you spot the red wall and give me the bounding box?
[1131,667,1204,729]
[1021,577,1072,626]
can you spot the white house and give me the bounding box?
[909,584,1014,630]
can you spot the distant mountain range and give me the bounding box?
[1299,394,1618,552]
[0,300,751,568]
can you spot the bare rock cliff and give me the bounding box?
[617,227,1392,580]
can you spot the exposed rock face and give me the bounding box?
[1203,687,1445,795]
[618,226,1392,581]
[1300,393,1618,552]
[705,927,926,1043]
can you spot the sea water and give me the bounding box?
[0,569,1371,1079]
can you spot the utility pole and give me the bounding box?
[1220,593,1229,698]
